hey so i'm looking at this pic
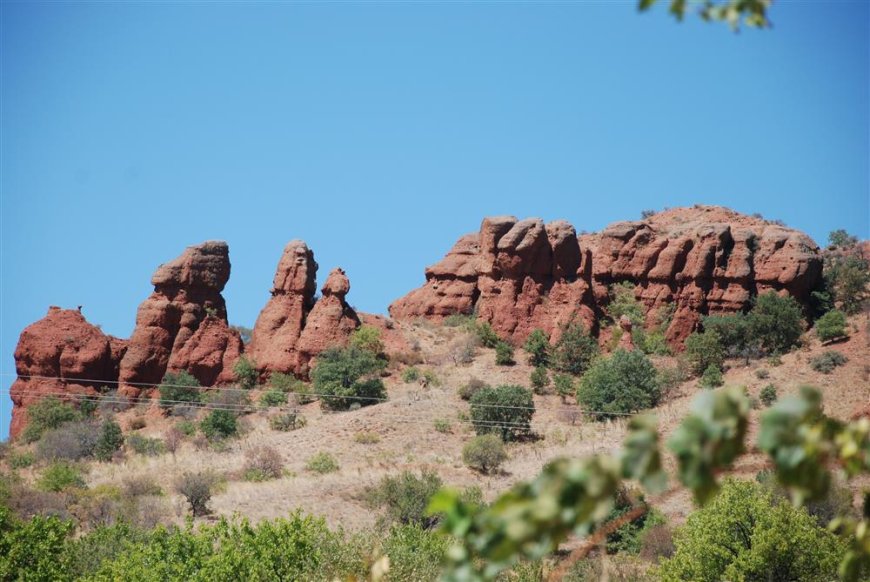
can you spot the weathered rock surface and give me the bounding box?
[118,241,239,394]
[297,268,361,372]
[9,307,127,439]
[390,206,823,346]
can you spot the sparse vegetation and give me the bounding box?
[175,471,215,517]
[462,434,507,474]
[311,346,387,411]
[269,411,306,432]
[38,462,85,492]
[353,430,380,444]
[402,366,420,382]
[458,378,488,401]
[434,418,451,434]
[259,388,287,408]
[475,321,500,348]
[810,351,848,374]
[36,421,100,462]
[243,446,284,481]
[306,452,339,474]
[755,368,769,379]
[469,385,534,441]
[125,434,166,457]
[577,349,660,419]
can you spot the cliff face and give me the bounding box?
[389,206,823,345]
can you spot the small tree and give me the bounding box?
[94,420,123,462]
[608,282,644,325]
[810,351,848,374]
[699,364,724,389]
[233,356,258,390]
[829,229,859,248]
[553,373,575,402]
[350,325,385,356]
[158,371,201,411]
[577,350,660,420]
[365,469,443,528]
[21,397,79,443]
[760,384,778,407]
[200,409,238,440]
[530,366,550,394]
[470,385,534,441]
[523,330,550,367]
[495,341,514,366]
[551,322,599,376]
[747,292,805,354]
[311,346,387,411]
[684,330,724,376]
[175,472,214,517]
[815,309,847,343]
[462,435,507,474]
[475,322,501,349]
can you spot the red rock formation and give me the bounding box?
[9,307,127,439]
[617,315,635,351]
[118,241,240,394]
[390,206,823,347]
[248,243,361,376]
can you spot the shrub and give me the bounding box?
[816,309,848,343]
[21,397,79,443]
[164,428,183,456]
[200,409,238,440]
[0,513,75,581]
[755,368,770,379]
[759,384,778,407]
[402,366,421,382]
[353,431,380,444]
[36,421,100,462]
[38,462,85,492]
[475,322,500,348]
[8,451,35,469]
[702,313,753,357]
[523,329,550,367]
[530,366,550,394]
[311,347,387,411]
[123,475,163,497]
[176,420,197,436]
[639,330,671,356]
[269,412,306,432]
[462,434,507,474]
[658,479,843,582]
[747,292,805,354]
[269,371,309,399]
[206,387,250,413]
[380,523,450,582]
[126,434,166,456]
[458,378,488,401]
[657,363,689,396]
[79,399,97,418]
[640,524,675,561]
[699,364,724,389]
[94,420,124,462]
[470,385,534,441]
[829,229,859,248]
[175,472,215,517]
[553,373,575,401]
[234,356,259,390]
[243,446,284,481]
[434,419,451,434]
[350,325,385,356]
[767,353,783,367]
[365,469,442,528]
[608,282,645,325]
[683,330,724,376]
[444,313,474,328]
[551,322,599,376]
[495,341,514,366]
[577,350,660,420]
[824,254,870,315]
[306,452,339,474]
[259,389,287,408]
[129,417,146,430]
[158,371,201,412]
[449,334,479,365]
[605,486,666,555]
[810,351,848,374]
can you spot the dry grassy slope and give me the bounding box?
[85,314,869,535]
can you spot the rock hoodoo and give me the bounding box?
[9,307,127,439]
[390,206,823,345]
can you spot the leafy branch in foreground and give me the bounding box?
[639,0,772,30]
[430,385,870,581]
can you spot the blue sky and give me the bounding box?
[1,1,868,439]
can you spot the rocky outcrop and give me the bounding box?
[390,206,823,346]
[9,307,127,439]
[118,241,240,395]
[248,243,361,376]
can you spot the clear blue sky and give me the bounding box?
[1,1,868,439]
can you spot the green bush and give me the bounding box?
[815,309,848,343]
[605,487,665,555]
[306,452,339,474]
[176,420,197,436]
[38,462,85,492]
[747,292,805,354]
[462,434,507,474]
[820,233,869,314]
[269,412,306,432]
[469,385,534,441]
[126,434,166,456]
[380,523,449,581]
[683,330,724,376]
[259,389,287,408]
[401,367,420,383]
[458,378,488,401]
[553,373,575,401]
[699,364,724,389]
[443,313,475,328]
[175,471,215,517]
[311,347,387,411]
[94,420,124,462]
[475,322,500,349]
[350,325,385,356]
[8,451,34,469]
[702,313,753,357]
[608,282,645,325]
[810,351,848,374]
[755,368,770,379]
[433,419,451,434]
[21,397,79,443]
[759,384,778,407]
[530,366,550,394]
[577,350,660,420]
[269,371,306,395]
[158,371,201,412]
[551,322,599,376]
[523,329,550,367]
[0,513,74,581]
[233,356,259,390]
[495,341,514,366]
[829,229,859,248]
[657,479,844,582]
[200,409,238,440]
[365,469,443,528]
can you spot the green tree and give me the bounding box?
[658,479,843,582]
[824,255,869,315]
[475,322,500,349]
[158,371,201,411]
[311,346,387,411]
[350,325,385,356]
[530,366,549,393]
[366,470,443,528]
[699,364,724,389]
[684,330,724,376]
[551,321,599,376]
[829,229,859,248]
[469,385,534,441]
[21,397,79,443]
[94,420,124,462]
[200,410,238,440]
[577,349,661,420]
[747,292,805,354]
[816,310,848,343]
[462,435,507,474]
[494,341,514,366]
[0,512,74,581]
[233,356,259,390]
[523,329,549,367]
